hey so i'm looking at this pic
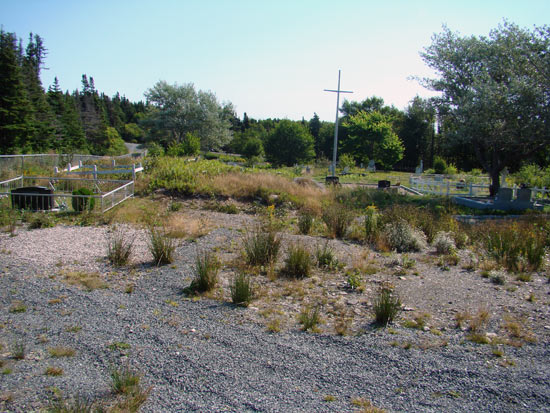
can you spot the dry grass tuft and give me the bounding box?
[62,270,109,291]
[163,214,211,239]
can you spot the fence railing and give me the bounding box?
[0,176,134,213]
[55,160,144,180]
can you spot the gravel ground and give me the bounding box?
[1,223,550,412]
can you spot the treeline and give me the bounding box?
[0,30,147,155]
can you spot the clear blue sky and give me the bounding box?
[2,0,549,121]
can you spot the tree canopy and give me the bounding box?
[264,120,315,166]
[143,81,234,152]
[421,21,550,195]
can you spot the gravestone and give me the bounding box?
[516,188,532,203]
[378,180,391,189]
[11,186,54,210]
[367,160,376,172]
[495,188,513,202]
[415,160,423,175]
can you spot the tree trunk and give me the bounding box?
[489,168,501,197]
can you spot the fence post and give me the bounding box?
[469,182,473,196]
[21,156,24,173]
[68,163,71,172]
[132,164,136,181]
[112,159,116,168]
[93,165,97,180]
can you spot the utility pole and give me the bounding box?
[324,70,353,182]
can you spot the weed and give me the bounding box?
[125,284,134,294]
[28,212,55,229]
[148,225,176,265]
[45,366,63,376]
[11,341,25,360]
[48,346,76,358]
[46,394,95,413]
[299,304,322,332]
[346,270,363,291]
[469,308,490,333]
[186,250,220,294]
[373,287,401,326]
[322,203,353,239]
[516,273,532,282]
[8,300,26,313]
[454,311,470,329]
[280,243,313,279]
[108,341,131,352]
[334,310,353,336]
[403,313,430,330]
[266,318,281,333]
[230,273,254,306]
[107,226,134,267]
[491,273,506,285]
[297,210,314,235]
[432,231,456,254]
[364,205,380,244]
[110,364,141,395]
[323,394,336,402]
[351,397,386,412]
[401,254,416,269]
[242,226,281,266]
[65,325,81,333]
[315,241,339,270]
[2,368,12,375]
[63,270,108,291]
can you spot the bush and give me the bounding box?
[281,244,313,279]
[297,211,314,235]
[28,212,55,229]
[242,226,281,266]
[373,287,401,326]
[71,188,95,212]
[111,365,141,395]
[148,226,176,266]
[338,153,356,171]
[107,226,134,267]
[322,203,353,239]
[230,273,254,306]
[383,220,427,252]
[187,250,220,293]
[433,231,456,254]
[433,156,447,175]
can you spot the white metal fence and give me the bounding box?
[0,176,134,213]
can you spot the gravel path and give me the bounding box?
[1,225,550,412]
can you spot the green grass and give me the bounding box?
[280,243,313,279]
[186,250,220,294]
[230,273,254,306]
[373,288,401,326]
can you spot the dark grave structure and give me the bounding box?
[378,180,391,189]
[11,186,54,210]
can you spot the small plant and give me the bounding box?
[299,304,322,332]
[373,287,401,326]
[111,364,141,395]
[383,220,427,253]
[315,241,339,270]
[266,318,281,333]
[491,273,506,285]
[45,366,63,376]
[186,250,220,294]
[364,205,380,244]
[107,226,134,267]
[47,394,95,413]
[432,231,456,254]
[230,273,253,306]
[323,394,336,402]
[297,210,314,235]
[148,225,176,266]
[28,212,55,229]
[322,203,353,239]
[11,341,25,360]
[516,273,532,282]
[8,300,26,313]
[169,201,182,212]
[346,270,362,291]
[401,254,416,269]
[242,226,281,266]
[48,346,76,358]
[108,341,131,352]
[280,243,312,279]
[71,187,95,212]
[403,313,430,330]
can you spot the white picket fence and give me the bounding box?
[54,160,144,180]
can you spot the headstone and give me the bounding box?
[11,186,54,210]
[516,188,532,203]
[495,188,513,202]
[325,176,340,185]
[378,180,391,189]
[500,168,509,188]
[367,160,376,172]
[341,166,350,175]
[415,160,423,175]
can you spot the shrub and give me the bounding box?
[148,226,176,266]
[364,205,380,244]
[373,287,401,326]
[28,212,55,229]
[47,394,95,413]
[338,153,356,171]
[230,273,254,306]
[383,220,427,252]
[297,210,314,235]
[187,250,220,293]
[242,226,281,266]
[346,270,362,290]
[281,244,313,279]
[433,231,456,254]
[322,203,353,239]
[433,156,447,175]
[71,188,95,212]
[299,304,322,331]
[107,226,134,266]
[315,241,339,270]
[11,341,25,360]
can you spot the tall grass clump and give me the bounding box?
[315,241,339,270]
[297,210,314,235]
[383,219,427,253]
[148,226,176,266]
[480,221,546,272]
[432,231,456,254]
[242,226,281,266]
[107,226,134,266]
[187,250,220,293]
[364,205,380,244]
[281,243,313,279]
[230,273,254,306]
[373,287,401,326]
[322,203,353,239]
[299,304,322,332]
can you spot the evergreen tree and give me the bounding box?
[308,113,321,157]
[0,30,33,153]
